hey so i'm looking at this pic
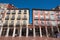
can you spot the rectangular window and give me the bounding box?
[18,10,21,14]
[40,15,44,20]
[45,15,49,20]
[16,21,20,27]
[23,20,26,25]
[34,20,38,25]
[9,21,14,27]
[51,21,57,26]
[8,29,13,36]
[40,11,43,14]
[17,15,20,20]
[0,14,2,20]
[50,11,55,15]
[3,20,8,27]
[46,21,50,26]
[5,15,9,20]
[24,10,27,14]
[11,15,15,20]
[50,15,55,20]
[41,26,46,37]
[15,28,20,37]
[35,27,40,36]
[41,21,45,26]
[7,10,10,14]
[1,28,7,36]
[22,27,26,36]
[12,10,16,14]
[28,28,33,36]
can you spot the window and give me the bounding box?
[34,20,38,25]
[1,28,7,36]
[0,14,2,20]
[18,10,21,14]
[24,10,27,14]
[12,10,15,14]
[40,11,43,14]
[15,29,20,37]
[0,21,3,26]
[46,21,50,26]
[41,26,46,36]
[11,15,15,20]
[22,27,26,36]
[28,28,33,36]
[7,10,10,14]
[9,21,14,27]
[40,15,44,20]
[41,21,45,26]
[45,11,48,14]
[34,11,38,15]
[45,15,49,20]
[16,21,20,27]
[57,15,60,20]
[51,21,57,26]
[50,11,55,15]
[50,15,55,20]
[47,27,52,37]
[5,15,9,20]
[34,16,38,20]
[3,20,8,27]
[24,15,26,18]
[17,15,20,20]
[23,20,26,25]
[35,27,40,36]
[8,29,13,36]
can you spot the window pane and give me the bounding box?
[28,28,33,36]
[1,28,7,36]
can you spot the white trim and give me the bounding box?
[12,27,16,37]
[40,27,42,37]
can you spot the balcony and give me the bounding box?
[34,16,39,20]
[11,15,15,20]
[16,24,20,27]
[12,13,15,14]
[22,24,26,27]
[50,16,55,20]
[7,13,10,14]
[5,16,9,20]
[17,17,21,20]
[40,21,45,26]
[9,24,14,27]
[3,24,8,27]
[24,12,27,14]
[51,21,57,26]
[22,18,27,20]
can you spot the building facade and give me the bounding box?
[0,3,29,37]
[33,9,60,38]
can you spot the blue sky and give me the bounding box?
[0,0,60,24]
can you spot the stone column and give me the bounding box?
[40,27,42,37]
[5,27,9,37]
[0,27,3,37]
[19,27,22,37]
[12,27,16,37]
[33,26,36,37]
[45,27,48,37]
[26,25,28,37]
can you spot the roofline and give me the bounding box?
[7,8,29,10]
[32,8,60,11]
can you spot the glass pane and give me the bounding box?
[28,28,33,36]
